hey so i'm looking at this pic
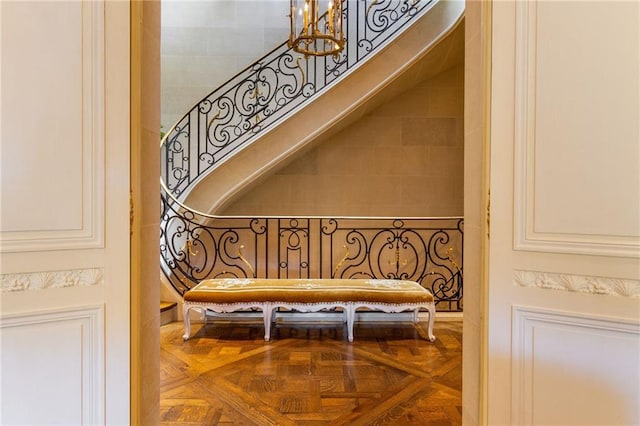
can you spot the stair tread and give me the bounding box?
[160,301,178,312]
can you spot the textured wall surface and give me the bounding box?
[161,0,290,129]
[221,62,464,217]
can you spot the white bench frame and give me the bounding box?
[182,299,436,342]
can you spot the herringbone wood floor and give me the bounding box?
[160,318,462,425]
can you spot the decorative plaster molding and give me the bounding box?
[513,270,640,298]
[1,268,104,293]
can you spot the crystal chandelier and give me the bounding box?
[288,0,344,57]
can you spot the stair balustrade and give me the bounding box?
[161,193,463,311]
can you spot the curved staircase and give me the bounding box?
[192,4,464,213]
[160,0,466,311]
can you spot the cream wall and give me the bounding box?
[221,63,465,217]
[161,0,290,129]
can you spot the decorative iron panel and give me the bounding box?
[161,194,463,311]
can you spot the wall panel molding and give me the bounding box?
[512,1,640,258]
[1,267,104,293]
[511,306,640,425]
[0,1,105,253]
[513,269,640,298]
[0,305,104,424]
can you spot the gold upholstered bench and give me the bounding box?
[182,278,436,342]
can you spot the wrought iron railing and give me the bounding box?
[162,0,437,199]
[161,194,463,311]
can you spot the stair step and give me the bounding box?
[160,302,178,325]
[160,301,177,312]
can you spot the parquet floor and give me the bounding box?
[160,317,462,425]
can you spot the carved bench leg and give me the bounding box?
[263,303,273,342]
[346,305,355,343]
[425,304,436,342]
[182,304,193,340]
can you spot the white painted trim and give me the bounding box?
[511,305,640,425]
[0,305,105,425]
[513,269,640,298]
[512,1,640,258]
[0,1,105,253]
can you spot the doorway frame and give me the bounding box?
[130,1,491,424]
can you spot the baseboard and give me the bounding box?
[430,312,463,321]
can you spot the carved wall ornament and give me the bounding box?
[513,270,640,298]
[1,268,104,293]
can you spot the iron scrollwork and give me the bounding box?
[161,195,463,312]
[321,217,463,311]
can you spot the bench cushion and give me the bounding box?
[184,278,434,305]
